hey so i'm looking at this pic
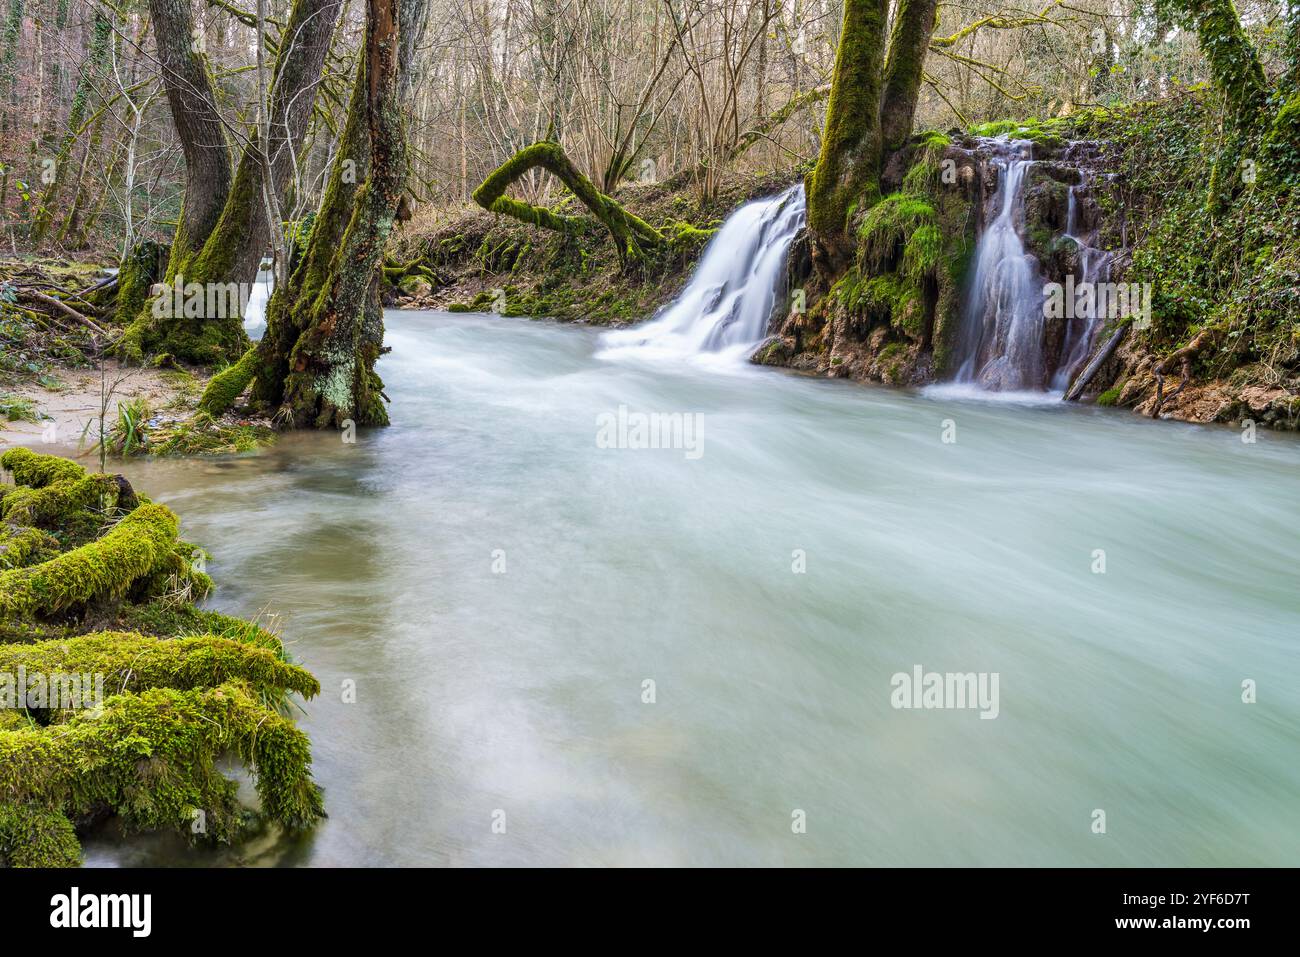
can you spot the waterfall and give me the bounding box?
[1051,177,1115,391]
[952,139,1048,391]
[950,137,1116,394]
[598,184,806,362]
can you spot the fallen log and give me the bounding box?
[473,141,667,266]
[1064,322,1128,402]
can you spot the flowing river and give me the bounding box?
[82,308,1300,866]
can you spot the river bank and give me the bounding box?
[0,445,323,866]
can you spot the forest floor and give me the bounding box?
[1,255,275,455]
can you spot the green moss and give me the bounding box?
[0,504,190,619]
[112,239,165,330]
[0,474,132,528]
[902,224,943,280]
[0,451,323,863]
[864,274,924,337]
[197,347,259,416]
[1262,90,1300,189]
[1096,386,1123,407]
[0,680,324,848]
[0,803,81,867]
[0,524,59,569]
[1086,91,1298,366]
[1,447,85,487]
[112,599,277,645]
[0,631,319,702]
[970,118,1063,148]
[663,220,718,252]
[857,192,937,270]
[917,130,951,150]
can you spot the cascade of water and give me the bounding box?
[950,138,1119,394]
[598,184,806,362]
[1050,176,1116,391]
[244,266,275,341]
[952,140,1048,391]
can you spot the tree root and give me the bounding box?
[197,347,260,416]
[1152,327,1216,417]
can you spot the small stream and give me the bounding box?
[83,308,1300,866]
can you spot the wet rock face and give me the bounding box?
[955,135,1128,391]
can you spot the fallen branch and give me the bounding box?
[15,288,111,338]
[473,141,666,265]
[1064,322,1127,401]
[73,273,120,299]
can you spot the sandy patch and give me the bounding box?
[0,363,194,451]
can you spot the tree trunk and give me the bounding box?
[1170,0,1269,206]
[125,0,344,365]
[1,0,25,132]
[805,0,889,274]
[1174,0,1267,134]
[237,57,372,416]
[194,0,345,292]
[201,0,429,426]
[145,0,232,261]
[879,0,939,154]
[30,12,112,245]
[275,0,408,427]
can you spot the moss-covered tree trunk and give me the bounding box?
[805,0,890,274]
[184,0,345,298]
[200,0,429,425]
[144,0,232,264]
[1170,0,1267,134]
[473,141,667,266]
[272,0,407,427]
[879,0,940,154]
[1163,0,1270,205]
[125,0,343,365]
[242,58,371,416]
[0,0,25,131]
